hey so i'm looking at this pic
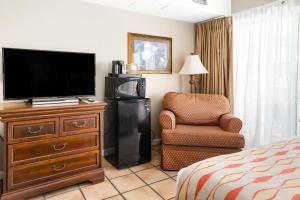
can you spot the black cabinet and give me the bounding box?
[104,98,151,168]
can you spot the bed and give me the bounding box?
[176,137,300,200]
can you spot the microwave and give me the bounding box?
[105,76,146,99]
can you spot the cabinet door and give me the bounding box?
[118,99,151,166]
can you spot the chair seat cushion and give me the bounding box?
[162,125,245,149]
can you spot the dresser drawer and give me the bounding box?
[8,118,59,143]
[8,150,99,190]
[60,114,99,135]
[8,132,99,166]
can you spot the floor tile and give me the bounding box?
[46,190,84,200]
[106,195,124,200]
[150,178,176,200]
[81,180,119,200]
[164,170,178,177]
[152,145,161,152]
[28,195,45,200]
[79,182,92,188]
[79,177,107,188]
[45,185,78,198]
[122,186,163,200]
[152,150,159,156]
[104,166,132,179]
[150,155,161,166]
[102,157,112,167]
[173,176,177,181]
[136,167,168,184]
[129,162,154,172]
[111,174,145,193]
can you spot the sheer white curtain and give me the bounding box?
[233,0,299,148]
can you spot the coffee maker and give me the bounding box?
[112,60,124,75]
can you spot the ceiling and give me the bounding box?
[80,0,231,23]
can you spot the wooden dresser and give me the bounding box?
[0,102,106,200]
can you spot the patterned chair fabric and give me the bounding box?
[163,92,231,125]
[219,113,243,133]
[160,110,176,130]
[162,125,244,148]
[160,92,244,170]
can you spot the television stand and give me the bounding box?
[0,102,106,200]
[26,97,80,107]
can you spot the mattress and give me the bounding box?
[176,137,300,200]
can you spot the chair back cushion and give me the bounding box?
[163,92,231,125]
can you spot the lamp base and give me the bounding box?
[189,75,196,93]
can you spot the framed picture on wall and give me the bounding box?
[128,33,172,74]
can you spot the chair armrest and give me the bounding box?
[219,114,242,133]
[160,110,176,130]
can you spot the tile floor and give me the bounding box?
[28,145,178,200]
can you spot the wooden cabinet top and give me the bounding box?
[0,102,106,121]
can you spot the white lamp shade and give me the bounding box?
[179,55,208,75]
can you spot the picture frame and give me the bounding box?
[128,33,172,74]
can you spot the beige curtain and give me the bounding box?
[195,17,233,104]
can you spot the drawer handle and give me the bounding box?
[52,143,67,151]
[73,120,87,128]
[27,125,44,134]
[52,162,67,172]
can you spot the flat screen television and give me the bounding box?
[2,48,96,100]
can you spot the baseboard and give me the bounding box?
[152,138,162,145]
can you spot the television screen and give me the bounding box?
[2,48,95,100]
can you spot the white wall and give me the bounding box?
[0,0,194,139]
[232,0,275,13]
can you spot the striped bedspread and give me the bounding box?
[176,137,300,200]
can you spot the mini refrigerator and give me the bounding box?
[104,76,151,169]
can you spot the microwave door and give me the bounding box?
[117,80,139,98]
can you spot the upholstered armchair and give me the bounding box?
[159,92,245,170]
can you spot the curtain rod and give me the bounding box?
[196,15,225,25]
